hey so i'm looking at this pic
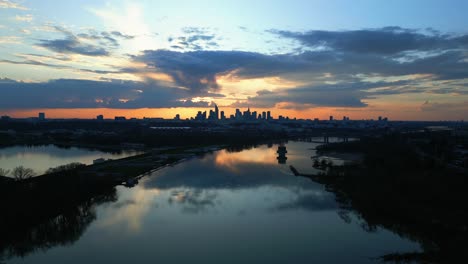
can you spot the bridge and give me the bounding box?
[296,134,351,144]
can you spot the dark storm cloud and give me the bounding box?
[271,27,468,54]
[131,48,467,99]
[131,50,311,94]
[128,27,468,109]
[133,47,468,86]
[38,36,110,56]
[0,79,208,109]
[0,58,120,74]
[37,27,133,56]
[266,27,468,81]
[5,26,467,110]
[0,59,67,69]
[232,81,412,109]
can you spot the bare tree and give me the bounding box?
[0,168,10,177]
[12,166,35,181]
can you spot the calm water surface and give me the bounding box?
[5,141,420,263]
[0,145,143,175]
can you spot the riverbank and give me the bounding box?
[0,143,224,222]
[0,143,228,262]
[301,133,468,263]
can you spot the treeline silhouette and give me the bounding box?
[313,132,468,263]
[0,166,118,261]
[0,120,288,148]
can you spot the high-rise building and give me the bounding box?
[174,114,180,120]
[329,116,334,121]
[235,109,242,119]
[97,115,104,121]
[195,111,208,120]
[195,111,203,120]
[243,108,251,120]
[267,111,271,120]
[38,112,45,120]
[209,109,215,120]
[220,111,225,120]
[214,103,219,120]
[262,111,266,120]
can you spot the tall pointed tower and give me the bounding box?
[214,103,219,120]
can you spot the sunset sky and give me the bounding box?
[0,0,467,120]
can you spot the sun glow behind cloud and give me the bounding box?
[89,3,159,54]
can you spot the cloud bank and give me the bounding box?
[37,27,134,57]
[0,79,208,109]
[1,26,467,112]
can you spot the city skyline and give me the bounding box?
[1,0,468,120]
[3,103,393,122]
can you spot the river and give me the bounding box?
[2,141,420,263]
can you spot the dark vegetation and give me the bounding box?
[0,153,161,261]
[0,120,288,148]
[0,164,121,261]
[45,162,86,174]
[312,132,468,263]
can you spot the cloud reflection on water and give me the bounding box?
[214,147,278,172]
[142,143,337,214]
[98,188,160,233]
[98,142,339,235]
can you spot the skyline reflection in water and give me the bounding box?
[5,141,419,264]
